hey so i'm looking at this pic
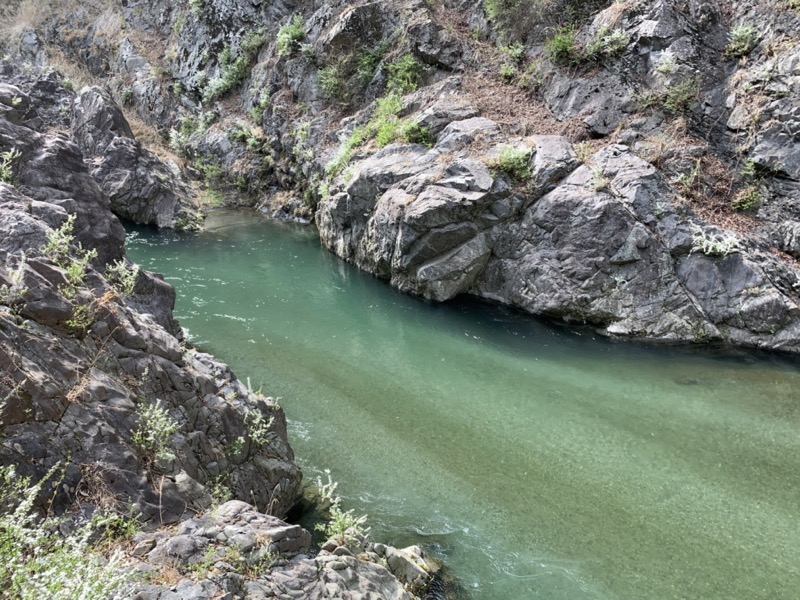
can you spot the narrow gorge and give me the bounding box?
[1,0,799,598]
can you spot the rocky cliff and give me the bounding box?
[0,56,436,600]
[3,0,795,353]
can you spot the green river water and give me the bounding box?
[126,210,800,600]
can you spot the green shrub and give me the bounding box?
[732,185,761,211]
[484,0,609,42]
[690,224,738,257]
[106,259,139,297]
[277,15,305,58]
[189,0,203,17]
[664,76,699,113]
[132,400,179,461]
[387,54,426,93]
[500,64,516,83]
[314,470,370,550]
[500,41,525,64]
[319,65,346,103]
[398,121,434,146]
[0,148,21,185]
[203,30,266,102]
[489,146,532,181]
[545,27,578,64]
[0,465,135,599]
[357,41,391,85]
[724,25,757,59]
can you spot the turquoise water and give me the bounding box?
[126,211,800,600]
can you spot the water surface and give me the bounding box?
[126,211,800,600]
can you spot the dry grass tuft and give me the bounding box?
[46,45,96,90]
[93,6,124,42]
[75,463,123,512]
[0,0,50,37]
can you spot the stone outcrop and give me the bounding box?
[41,0,789,354]
[0,69,301,524]
[71,86,202,229]
[130,500,436,600]
[0,55,435,600]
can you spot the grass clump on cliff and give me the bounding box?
[315,470,370,550]
[484,0,610,42]
[0,464,136,599]
[132,399,179,463]
[724,25,757,59]
[277,14,306,58]
[489,146,532,181]
[325,54,430,175]
[203,30,266,102]
[0,148,21,185]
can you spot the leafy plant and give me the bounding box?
[725,25,757,59]
[0,252,27,307]
[314,470,370,549]
[277,15,305,58]
[357,41,390,85]
[690,224,739,257]
[732,185,761,211]
[203,30,266,102]
[387,54,426,93]
[0,148,21,184]
[500,41,525,64]
[189,0,203,18]
[106,259,139,297]
[655,51,677,75]
[500,64,516,83]
[584,26,628,61]
[664,76,699,113]
[489,146,532,181]
[545,27,579,64]
[0,464,134,599]
[319,65,346,103]
[132,399,179,461]
[244,409,274,448]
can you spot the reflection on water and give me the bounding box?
[126,210,800,600]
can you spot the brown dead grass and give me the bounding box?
[0,0,50,36]
[462,72,591,140]
[75,463,123,512]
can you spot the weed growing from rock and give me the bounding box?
[0,148,21,185]
[132,399,179,462]
[545,27,579,64]
[277,15,305,58]
[387,54,426,93]
[732,185,761,211]
[725,25,757,59]
[204,30,266,102]
[664,76,699,113]
[0,464,135,599]
[689,224,739,257]
[357,41,391,86]
[0,252,27,307]
[315,470,370,550]
[106,259,139,297]
[489,146,532,181]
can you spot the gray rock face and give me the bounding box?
[0,88,302,522]
[130,501,435,600]
[71,86,201,229]
[317,112,800,351]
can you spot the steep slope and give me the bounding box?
[2,0,798,352]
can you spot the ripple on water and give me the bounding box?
[125,213,800,600]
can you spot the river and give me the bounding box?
[126,210,800,600]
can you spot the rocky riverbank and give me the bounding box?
[0,58,437,599]
[3,0,796,353]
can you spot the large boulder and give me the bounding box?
[71,86,201,229]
